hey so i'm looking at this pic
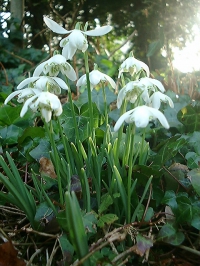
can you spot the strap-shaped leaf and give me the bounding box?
[65,191,91,266]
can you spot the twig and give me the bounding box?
[111,245,137,264]
[46,239,59,266]
[24,228,58,238]
[0,61,9,85]
[108,30,137,58]
[141,183,152,223]
[2,49,34,66]
[178,245,200,256]
[26,248,44,266]
[162,165,188,192]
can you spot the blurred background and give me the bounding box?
[1,0,200,98]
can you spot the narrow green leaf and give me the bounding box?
[65,191,91,266]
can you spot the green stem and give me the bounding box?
[116,99,127,156]
[127,124,135,223]
[44,121,64,205]
[84,51,94,136]
[102,85,108,125]
[139,127,148,165]
[131,176,153,222]
[68,89,81,145]
[57,117,72,170]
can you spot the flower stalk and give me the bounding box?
[44,121,64,205]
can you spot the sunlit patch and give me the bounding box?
[172,25,200,73]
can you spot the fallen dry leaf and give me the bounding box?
[39,157,57,179]
[0,241,26,266]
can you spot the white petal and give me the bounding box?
[51,77,69,90]
[149,78,165,92]
[35,76,49,90]
[41,108,52,123]
[104,74,116,89]
[114,109,134,131]
[165,95,174,108]
[62,63,77,81]
[17,77,39,90]
[77,74,87,87]
[139,61,150,77]
[89,70,101,86]
[150,92,161,109]
[43,16,70,34]
[117,87,126,109]
[130,107,150,128]
[4,90,21,104]
[20,95,38,117]
[148,107,170,129]
[55,105,63,116]
[33,61,47,77]
[48,54,66,64]
[62,43,77,60]
[85,25,112,36]
[68,30,88,51]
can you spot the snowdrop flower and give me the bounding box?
[118,56,150,78]
[77,69,116,90]
[17,76,68,94]
[4,88,38,105]
[33,54,77,81]
[117,77,165,109]
[44,17,112,60]
[117,80,150,109]
[150,91,174,109]
[138,77,165,93]
[21,91,62,122]
[114,105,169,131]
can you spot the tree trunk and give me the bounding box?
[10,0,24,47]
[10,0,24,22]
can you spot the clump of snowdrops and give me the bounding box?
[1,15,175,265]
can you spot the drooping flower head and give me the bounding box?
[4,75,67,122]
[33,54,77,81]
[117,77,165,109]
[17,76,68,94]
[117,80,149,109]
[118,54,150,78]
[149,91,174,109]
[4,88,38,105]
[77,66,116,91]
[44,17,112,60]
[114,105,169,131]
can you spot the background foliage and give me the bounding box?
[1,1,200,265]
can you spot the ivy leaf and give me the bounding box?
[97,214,118,228]
[82,211,98,234]
[151,136,187,169]
[98,194,113,215]
[34,202,54,222]
[161,190,177,210]
[29,139,50,160]
[157,223,185,245]
[58,233,74,264]
[0,125,23,145]
[75,87,116,113]
[60,102,101,142]
[177,105,200,132]
[0,105,21,126]
[18,127,45,144]
[191,214,200,230]
[187,168,200,196]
